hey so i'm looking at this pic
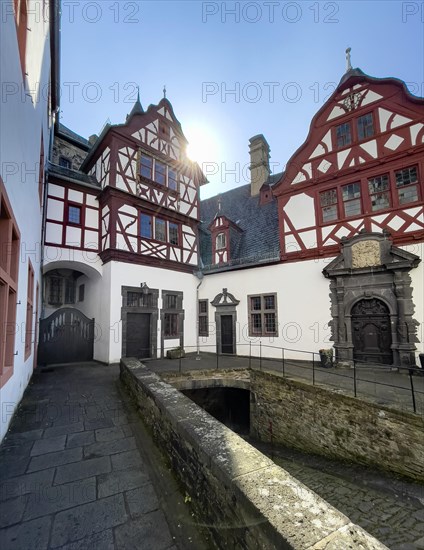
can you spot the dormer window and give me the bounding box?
[216,232,226,250]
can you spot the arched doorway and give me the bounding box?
[351,299,392,365]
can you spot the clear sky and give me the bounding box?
[59,0,424,199]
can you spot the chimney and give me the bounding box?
[249,134,270,196]
[88,134,98,146]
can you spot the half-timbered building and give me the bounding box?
[38,60,424,374]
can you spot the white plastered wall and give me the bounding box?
[0,0,52,441]
[198,260,335,361]
[107,262,199,363]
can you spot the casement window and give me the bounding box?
[169,222,179,246]
[248,294,278,337]
[216,232,226,250]
[140,213,180,246]
[139,154,178,191]
[25,262,34,359]
[162,290,183,339]
[140,155,153,179]
[78,284,85,302]
[342,183,362,217]
[59,156,72,169]
[320,189,338,222]
[368,174,391,212]
[154,161,166,185]
[126,291,152,308]
[357,113,374,141]
[140,214,152,238]
[155,218,166,242]
[198,300,208,337]
[336,122,352,148]
[395,166,419,205]
[0,184,20,383]
[47,274,76,306]
[67,204,81,225]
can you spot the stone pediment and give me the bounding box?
[211,288,240,307]
[323,231,420,277]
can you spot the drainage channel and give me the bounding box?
[248,439,424,550]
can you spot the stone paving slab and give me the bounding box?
[0,363,205,550]
[50,493,127,547]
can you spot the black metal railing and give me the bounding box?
[131,342,424,415]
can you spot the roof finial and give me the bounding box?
[346,47,352,72]
[137,85,140,102]
[163,85,166,99]
[218,194,222,213]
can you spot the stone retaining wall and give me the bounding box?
[120,358,387,550]
[250,370,424,482]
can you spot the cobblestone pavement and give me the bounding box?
[0,363,209,550]
[252,440,424,550]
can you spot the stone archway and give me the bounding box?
[323,230,421,368]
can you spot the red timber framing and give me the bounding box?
[273,73,424,262]
[82,98,204,222]
[45,180,100,252]
[98,187,198,273]
[0,177,21,388]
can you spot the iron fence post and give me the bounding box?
[260,341,262,371]
[282,347,285,377]
[312,352,315,385]
[249,341,251,369]
[216,348,219,371]
[409,370,417,414]
[353,360,357,397]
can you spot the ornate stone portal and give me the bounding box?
[323,231,420,368]
[211,289,240,355]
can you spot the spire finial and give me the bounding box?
[345,47,352,72]
[137,85,140,102]
[163,85,166,99]
[218,194,222,213]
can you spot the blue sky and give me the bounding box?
[60,1,424,198]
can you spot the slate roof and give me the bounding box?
[48,162,100,188]
[58,123,91,149]
[199,183,280,271]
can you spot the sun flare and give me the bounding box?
[186,123,220,166]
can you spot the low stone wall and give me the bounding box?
[120,358,387,550]
[250,370,424,482]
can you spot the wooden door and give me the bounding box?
[126,312,151,358]
[220,315,234,354]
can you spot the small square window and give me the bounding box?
[59,156,71,169]
[68,205,81,225]
[251,296,261,311]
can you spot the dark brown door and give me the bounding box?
[221,315,234,354]
[126,313,151,358]
[352,299,392,365]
